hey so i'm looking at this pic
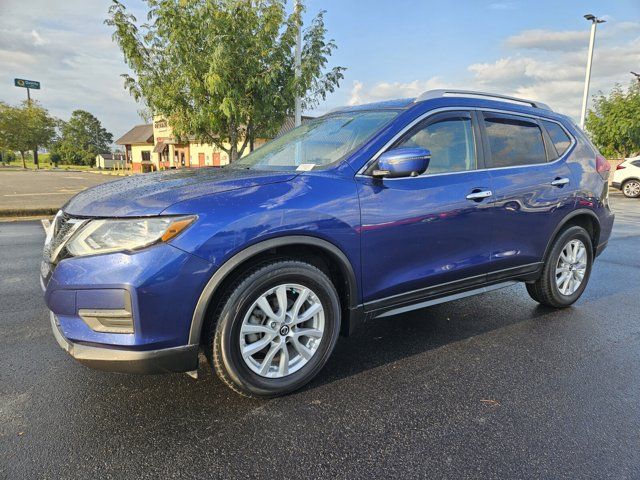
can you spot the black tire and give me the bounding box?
[208,260,341,398]
[526,226,593,308]
[622,179,640,198]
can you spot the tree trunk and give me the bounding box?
[229,131,238,162]
[20,151,26,169]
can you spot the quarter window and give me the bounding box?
[541,120,572,158]
[483,114,547,168]
[396,116,476,174]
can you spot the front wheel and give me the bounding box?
[209,260,341,398]
[526,226,593,308]
[622,179,640,198]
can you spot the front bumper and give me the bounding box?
[44,242,214,352]
[50,312,199,374]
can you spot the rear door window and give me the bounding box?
[541,120,572,158]
[482,113,547,168]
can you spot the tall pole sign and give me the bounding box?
[14,78,42,168]
[14,78,41,103]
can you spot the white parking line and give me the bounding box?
[3,191,83,197]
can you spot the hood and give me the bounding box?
[63,167,297,217]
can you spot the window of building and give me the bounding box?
[541,120,572,159]
[395,114,476,174]
[141,151,151,162]
[483,114,547,168]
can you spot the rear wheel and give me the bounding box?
[526,226,593,308]
[208,260,341,398]
[622,179,640,198]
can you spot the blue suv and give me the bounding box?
[42,90,614,397]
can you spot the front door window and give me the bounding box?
[392,114,477,174]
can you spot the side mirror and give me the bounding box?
[372,147,431,179]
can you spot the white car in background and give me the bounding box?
[612,156,640,198]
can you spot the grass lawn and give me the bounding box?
[2,153,96,171]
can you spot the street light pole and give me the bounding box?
[580,14,605,129]
[294,0,302,128]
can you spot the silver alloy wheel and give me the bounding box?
[239,283,325,378]
[623,180,640,198]
[555,239,587,296]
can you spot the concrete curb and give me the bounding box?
[0,207,58,218]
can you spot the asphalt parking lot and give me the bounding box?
[1,194,639,479]
[0,170,117,213]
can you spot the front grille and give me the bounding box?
[41,211,87,285]
[43,211,70,262]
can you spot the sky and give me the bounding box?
[1,0,639,140]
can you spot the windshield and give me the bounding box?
[233,110,398,171]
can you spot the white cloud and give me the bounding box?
[348,22,640,122]
[347,80,364,105]
[469,30,640,119]
[0,0,143,140]
[487,2,517,10]
[616,21,640,32]
[506,29,588,51]
[30,29,47,46]
[347,78,447,105]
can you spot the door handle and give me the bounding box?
[466,190,493,201]
[550,177,570,187]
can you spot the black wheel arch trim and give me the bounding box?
[542,208,600,261]
[188,235,359,345]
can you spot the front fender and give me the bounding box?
[162,173,363,343]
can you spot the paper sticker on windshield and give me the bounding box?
[296,163,315,171]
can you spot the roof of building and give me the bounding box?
[115,124,154,145]
[97,153,125,160]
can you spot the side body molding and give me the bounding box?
[188,235,359,345]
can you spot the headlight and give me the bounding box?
[66,216,196,257]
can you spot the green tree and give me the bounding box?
[53,110,114,165]
[49,151,62,167]
[106,0,345,161]
[0,101,56,168]
[586,82,640,158]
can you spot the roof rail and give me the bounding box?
[415,89,552,111]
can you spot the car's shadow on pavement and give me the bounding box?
[76,284,562,415]
[304,287,563,392]
[67,231,632,438]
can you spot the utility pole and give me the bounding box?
[294,0,302,128]
[580,14,605,129]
